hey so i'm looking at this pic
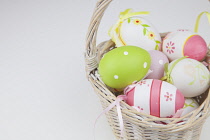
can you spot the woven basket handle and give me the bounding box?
[85,0,112,75]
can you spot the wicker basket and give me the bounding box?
[85,0,210,139]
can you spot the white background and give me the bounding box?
[0,0,210,140]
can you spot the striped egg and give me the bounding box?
[125,79,185,118]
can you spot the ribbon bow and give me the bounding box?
[119,9,150,21]
[94,95,127,140]
[161,57,187,84]
[161,63,173,84]
[108,9,150,47]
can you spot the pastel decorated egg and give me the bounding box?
[124,79,185,118]
[109,9,161,51]
[163,58,210,97]
[181,98,199,117]
[146,50,169,79]
[162,29,208,61]
[98,46,151,89]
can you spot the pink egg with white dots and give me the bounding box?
[162,29,208,61]
[146,50,169,79]
[124,79,185,118]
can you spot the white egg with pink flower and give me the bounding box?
[162,29,208,61]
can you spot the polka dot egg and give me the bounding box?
[146,50,169,79]
[124,79,185,118]
[98,46,151,89]
[162,29,208,61]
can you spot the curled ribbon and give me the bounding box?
[94,69,152,139]
[94,95,127,140]
[124,82,139,94]
[194,11,210,69]
[194,11,210,33]
[108,9,150,47]
[161,63,173,84]
[161,57,187,84]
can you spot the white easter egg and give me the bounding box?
[125,79,185,118]
[181,98,199,117]
[109,16,161,51]
[162,30,208,61]
[166,58,210,97]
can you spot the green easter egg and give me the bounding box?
[98,46,151,89]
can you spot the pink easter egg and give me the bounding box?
[125,79,185,118]
[162,29,208,61]
[146,50,169,79]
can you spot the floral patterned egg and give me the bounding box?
[124,79,185,118]
[98,46,151,89]
[146,50,169,79]
[163,58,210,97]
[162,30,208,61]
[181,98,199,117]
[109,9,161,51]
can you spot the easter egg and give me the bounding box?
[124,79,185,118]
[162,29,208,61]
[181,98,199,117]
[98,46,151,89]
[164,58,210,97]
[146,50,169,79]
[109,10,161,50]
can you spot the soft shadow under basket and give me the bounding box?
[85,0,210,139]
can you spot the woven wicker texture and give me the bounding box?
[85,0,210,139]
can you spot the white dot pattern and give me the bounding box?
[159,60,163,65]
[114,75,119,79]
[144,62,147,68]
[124,51,129,55]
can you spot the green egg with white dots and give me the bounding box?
[98,45,151,89]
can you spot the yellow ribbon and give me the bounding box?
[194,11,210,33]
[108,9,150,46]
[119,9,150,21]
[161,57,187,84]
[162,11,210,84]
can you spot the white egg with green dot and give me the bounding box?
[98,46,151,89]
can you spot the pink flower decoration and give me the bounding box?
[166,115,173,118]
[166,41,176,54]
[137,106,144,111]
[164,92,173,101]
[139,80,146,85]
[177,29,189,32]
